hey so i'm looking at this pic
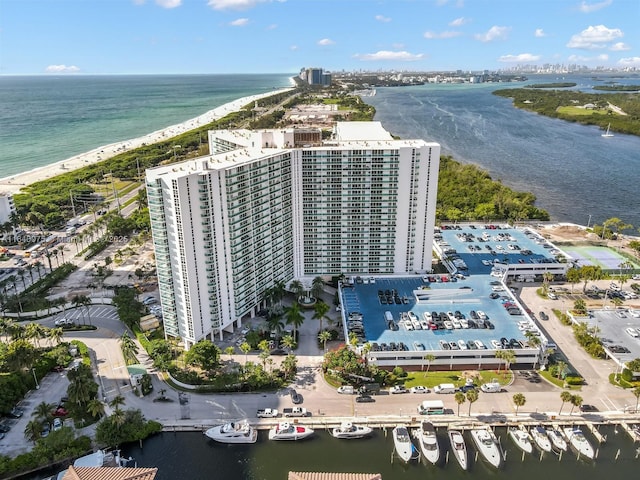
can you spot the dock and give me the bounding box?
[620,422,640,442]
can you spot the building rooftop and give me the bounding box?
[334,121,394,141]
[62,467,158,480]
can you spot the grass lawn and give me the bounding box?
[404,369,513,388]
[556,106,611,116]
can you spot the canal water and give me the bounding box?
[120,425,640,479]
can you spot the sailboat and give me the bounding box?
[601,123,614,138]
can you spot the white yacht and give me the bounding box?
[268,422,314,441]
[470,427,502,468]
[508,425,533,454]
[448,428,468,470]
[331,421,373,439]
[392,426,415,462]
[412,421,440,465]
[205,420,258,444]
[546,427,567,452]
[530,426,552,453]
[562,427,595,459]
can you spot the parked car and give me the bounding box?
[8,407,23,418]
[409,386,429,394]
[54,318,73,327]
[355,395,375,403]
[539,311,549,321]
[52,418,63,431]
[579,404,599,412]
[0,424,10,433]
[389,385,408,394]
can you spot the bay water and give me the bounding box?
[117,425,639,479]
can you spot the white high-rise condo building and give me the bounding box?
[146,122,440,348]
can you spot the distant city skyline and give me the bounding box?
[1,0,638,75]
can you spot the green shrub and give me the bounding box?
[621,368,634,382]
[564,375,584,385]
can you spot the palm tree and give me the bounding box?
[569,394,583,415]
[240,342,251,363]
[312,301,330,332]
[285,302,305,338]
[422,353,436,373]
[513,393,526,415]
[24,420,43,443]
[271,280,286,305]
[318,330,332,352]
[224,346,235,361]
[542,272,554,296]
[466,389,479,416]
[48,327,64,346]
[281,334,296,352]
[44,250,54,271]
[110,394,126,410]
[289,280,304,302]
[68,374,93,407]
[555,360,568,380]
[454,391,466,416]
[86,398,105,419]
[632,386,640,413]
[32,402,54,426]
[119,332,139,364]
[559,390,572,415]
[311,276,324,300]
[26,264,35,284]
[502,349,516,374]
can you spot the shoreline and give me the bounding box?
[0,87,294,194]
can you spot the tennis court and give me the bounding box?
[561,245,639,271]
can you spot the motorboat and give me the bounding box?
[331,421,373,439]
[562,427,595,459]
[470,427,502,468]
[447,428,468,470]
[392,426,415,462]
[268,422,314,441]
[508,425,533,454]
[205,420,258,444]
[546,427,567,452]
[412,421,440,465]
[530,426,552,453]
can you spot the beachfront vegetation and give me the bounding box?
[527,82,577,88]
[436,156,550,222]
[493,87,640,137]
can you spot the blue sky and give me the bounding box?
[1,0,638,75]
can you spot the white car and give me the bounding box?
[52,418,63,431]
[547,292,558,300]
[629,310,640,318]
[625,327,639,338]
[54,318,72,327]
[389,385,408,394]
[409,386,429,394]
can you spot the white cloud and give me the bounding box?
[230,18,249,26]
[155,0,181,8]
[568,53,609,62]
[618,56,640,66]
[567,24,623,49]
[207,0,274,11]
[424,30,462,39]
[45,65,80,73]
[498,53,541,63]
[353,50,424,62]
[578,0,612,13]
[375,14,391,23]
[436,0,465,6]
[610,42,630,51]
[290,45,298,51]
[317,38,334,46]
[534,28,546,38]
[475,26,510,42]
[449,17,469,27]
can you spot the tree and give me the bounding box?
[289,280,304,301]
[239,342,251,363]
[311,276,324,300]
[513,393,526,415]
[566,267,581,293]
[559,390,572,415]
[224,346,235,361]
[32,401,55,424]
[184,340,220,372]
[109,395,126,410]
[573,298,587,315]
[579,265,603,293]
[466,389,479,416]
[632,386,640,413]
[542,272,554,296]
[555,360,568,380]
[318,330,332,352]
[271,280,286,305]
[454,391,466,416]
[24,420,43,443]
[312,301,330,332]
[281,334,296,352]
[422,353,436,373]
[87,398,105,419]
[285,302,305,337]
[569,394,583,415]
[119,332,139,364]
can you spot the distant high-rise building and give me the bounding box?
[146,122,440,348]
[300,67,331,86]
[0,193,16,226]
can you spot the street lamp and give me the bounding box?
[172,145,181,162]
[32,368,39,390]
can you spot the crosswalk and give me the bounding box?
[53,305,119,322]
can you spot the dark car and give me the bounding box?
[458,384,477,393]
[0,424,10,433]
[355,395,375,403]
[539,311,549,321]
[290,389,303,404]
[7,407,23,418]
[580,404,599,412]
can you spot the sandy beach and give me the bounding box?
[0,88,293,194]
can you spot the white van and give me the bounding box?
[337,385,355,395]
[434,383,456,394]
[480,382,501,393]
